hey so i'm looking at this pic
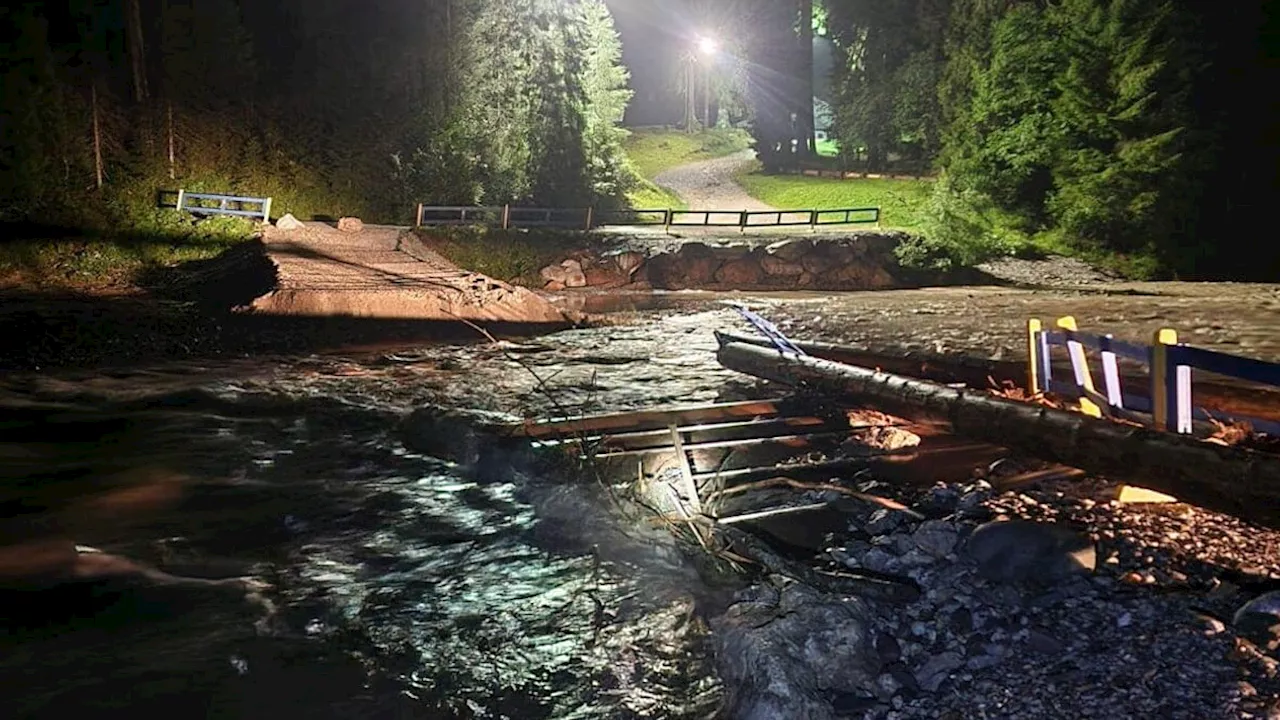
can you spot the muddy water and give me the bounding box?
[1,300,756,719]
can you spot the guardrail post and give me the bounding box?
[809,210,819,231]
[175,189,185,213]
[1151,328,1178,432]
[502,204,511,230]
[1027,319,1043,395]
[261,197,273,223]
[585,207,594,231]
[740,210,748,233]
[415,203,424,228]
[1057,316,1103,418]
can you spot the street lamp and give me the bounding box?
[696,36,719,130]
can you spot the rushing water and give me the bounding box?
[1,300,758,719]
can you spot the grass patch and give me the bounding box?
[627,178,685,211]
[623,127,753,180]
[416,227,592,286]
[0,216,257,289]
[622,127,752,209]
[733,164,934,231]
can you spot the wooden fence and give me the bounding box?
[1028,316,1280,434]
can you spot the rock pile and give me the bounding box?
[536,236,904,292]
[714,475,1280,719]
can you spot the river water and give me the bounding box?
[1,296,756,719]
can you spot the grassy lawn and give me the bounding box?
[622,127,752,209]
[734,165,934,232]
[0,217,256,290]
[416,227,591,287]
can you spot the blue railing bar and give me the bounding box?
[1041,330,1149,363]
[1168,345,1280,388]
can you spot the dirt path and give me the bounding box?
[653,149,777,212]
[252,221,566,323]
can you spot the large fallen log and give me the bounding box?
[715,330,1280,428]
[717,341,1280,529]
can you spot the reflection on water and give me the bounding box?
[0,390,722,718]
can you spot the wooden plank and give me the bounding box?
[590,430,853,460]
[536,415,843,452]
[512,398,790,439]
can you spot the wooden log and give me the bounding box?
[715,331,1280,427]
[717,341,1280,529]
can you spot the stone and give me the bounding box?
[862,547,898,574]
[914,520,961,558]
[801,250,834,276]
[544,280,566,292]
[714,583,881,720]
[559,259,587,288]
[822,263,897,290]
[275,213,304,231]
[583,266,627,288]
[760,254,806,277]
[1233,590,1280,652]
[1026,630,1065,655]
[915,652,965,693]
[337,216,364,233]
[917,484,961,518]
[768,239,814,262]
[715,257,765,286]
[963,520,1097,586]
[867,508,906,535]
[611,251,645,278]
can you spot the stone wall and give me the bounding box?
[538,235,905,292]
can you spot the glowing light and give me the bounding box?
[697,36,719,57]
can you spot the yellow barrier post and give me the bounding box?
[1057,316,1103,418]
[1152,328,1178,432]
[1027,319,1043,395]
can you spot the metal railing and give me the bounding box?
[413,204,882,231]
[176,190,272,222]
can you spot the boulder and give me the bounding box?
[337,216,364,233]
[715,583,880,720]
[760,255,805,277]
[539,259,587,289]
[769,239,814,263]
[275,213,304,231]
[801,250,834,276]
[821,263,897,290]
[963,520,1096,586]
[679,255,722,286]
[715,257,765,286]
[1233,590,1280,652]
[583,266,628,288]
[611,251,645,279]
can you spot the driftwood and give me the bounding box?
[716,330,1280,427]
[717,341,1280,529]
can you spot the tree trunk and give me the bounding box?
[714,330,1280,428]
[167,101,176,180]
[797,0,816,158]
[125,0,149,103]
[717,341,1280,529]
[92,85,104,190]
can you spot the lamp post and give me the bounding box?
[697,36,718,130]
